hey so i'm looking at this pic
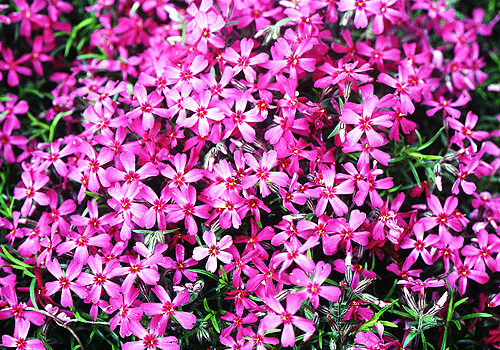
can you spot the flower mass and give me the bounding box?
[0,0,499,349]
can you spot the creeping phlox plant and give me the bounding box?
[0,0,499,349]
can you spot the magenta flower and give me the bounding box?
[266,37,317,79]
[56,228,111,265]
[87,80,127,112]
[419,194,463,236]
[13,171,49,216]
[126,84,171,130]
[425,94,470,118]
[77,254,122,303]
[242,321,279,350]
[166,185,210,235]
[76,142,114,193]
[242,150,289,197]
[107,182,148,240]
[341,96,392,147]
[367,0,401,34]
[338,0,374,28]
[1,319,44,350]
[377,65,416,114]
[123,324,179,350]
[315,168,354,217]
[192,230,233,273]
[447,257,489,295]
[9,0,49,38]
[161,153,204,189]
[222,38,268,83]
[290,261,341,308]
[261,294,316,347]
[448,111,489,150]
[324,209,370,254]
[164,55,207,91]
[461,229,500,272]
[181,90,224,137]
[222,91,264,142]
[452,158,478,195]
[45,259,87,308]
[142,287,197,332]
[352,323,389,350]
[272,236,319,274]
[166,244,197,285]
[400,222,439,265]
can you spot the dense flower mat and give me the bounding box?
[0,0,499,349]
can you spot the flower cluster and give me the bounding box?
[0,0,499,349]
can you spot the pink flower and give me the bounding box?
[0,286,45,325]
[272,236,319,274]
[166,185,210,235]
[266,37,317,79]
[108,287,143,338]
[167,244,197,285]
[9,0,49,38]
[122,324,179,350]
[77,254,122,304]
[425,94,470,118]
[126,84,171,130]
[447,257,489,295]
[222,38,268,83]
[366,0,401,34]
[261,294,316,347]
[419,194,463,237]
[181,90,224,137]
[324,209,370,254]
[377,65,416,114]
[290,261,341,308]
[45,259,87,308]
[160,153,204,189]
[1,318,44,350]
[338,0,374,28]
[222,91,264,142]
[448,111,489,151]
[341,95,392,147]
[13,171,49,216]
[315,168,354,217]
[115,243,162,290]
[242,150,289,197]
[192,230,233,273]
[399,222,439,265]
[142,287,197,332]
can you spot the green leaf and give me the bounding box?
[358,299,397,332]
[456,312,492,321]
[211,314,220,333]
[379,321,398,328]
[188,269,219,280]
[415,127,444,151]
[421,330,428,350]
[181,21,187,45]
[1,245,30,267]
[49,111,72,142]
[29,277,39,310]
[402,330,418,349]
[453,297,468,309]
[408,161,420,184]
[327,123,341,139]
[451,319,461,330]
[203,298,211,312]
